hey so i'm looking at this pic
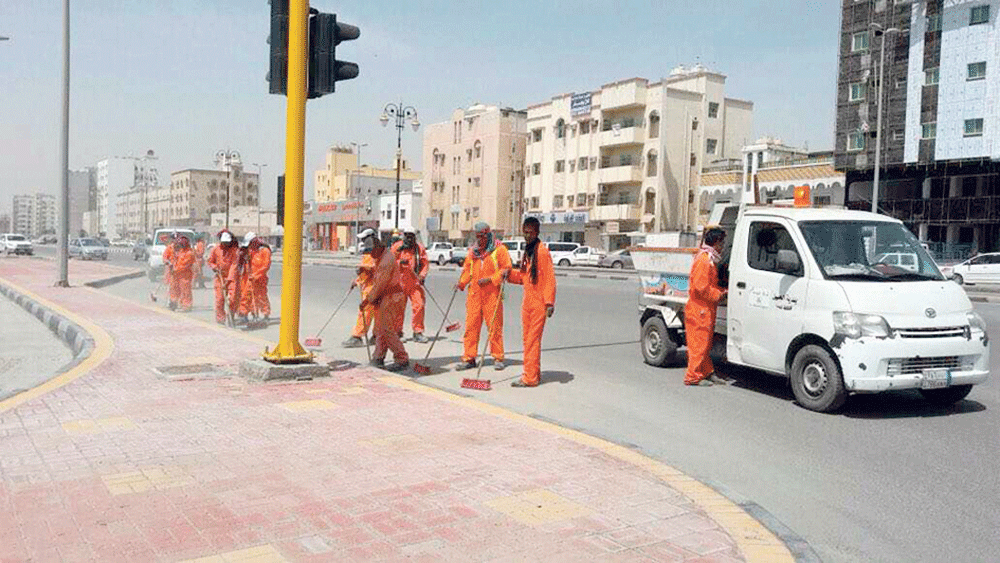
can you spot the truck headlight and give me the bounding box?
[967,311,987,333]
[833,311,892,339]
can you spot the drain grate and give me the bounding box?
[153,363,230,381]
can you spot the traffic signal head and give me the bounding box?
[308,13,359,98]
[267,0,289,95]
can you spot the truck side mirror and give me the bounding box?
[776,250,801,275]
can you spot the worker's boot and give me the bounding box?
[369,358,385,368]
[412,333,428,344]
[384,361,410,373]
[342,336,364,348]
[459,359,477,370]
[494,360,506,371]
[168,301,177,311]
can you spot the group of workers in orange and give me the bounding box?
[161,230,272,326]
[346,218,556,386]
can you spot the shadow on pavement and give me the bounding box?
[539,370,575,385]
[842,392,987,419]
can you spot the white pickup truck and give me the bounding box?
[425,242,454,266]
[635,204,990,412]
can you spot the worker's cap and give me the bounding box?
[243,232,256,245]
[357,228,377,241]
[220,232,233,243]
[403,227,416,235]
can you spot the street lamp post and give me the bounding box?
[870,22,902,214]
[380,103,419,230]
[252,162,267,232]
[350,142,368,242]
[56,1,70,287]
[215,150,241,228]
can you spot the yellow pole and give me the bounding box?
[264,0,311,363]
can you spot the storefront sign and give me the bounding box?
[605,221,620,234]
[525,211,589,225]
[571,93,592,117]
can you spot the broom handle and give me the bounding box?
[475,278,505,379]
[425,284,455,324]
[315,285,355,338]
[420,286,459,364]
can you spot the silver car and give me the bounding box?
[69,238,109,260]
[598,248,634,269]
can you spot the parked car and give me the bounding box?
[1,233,33,256]
[563,245,604,267]
[132,241,149,261]
[598,248,634,269]
[872,251,919,273]
[110,238,130,247]
[426,242,454,266]
[547,242,582,266]
[68,238,109,260]
[450,246,468,266]
[943,252,1000,285]
[148,228,197,280]
[501,238,526,266]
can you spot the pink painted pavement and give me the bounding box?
[0,259,750,562]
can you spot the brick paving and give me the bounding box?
[0,259,760,562]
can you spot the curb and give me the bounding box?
[83,269,145,288]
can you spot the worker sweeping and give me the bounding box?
[238,232,272,322]
[161,231,177,308]
[507,216,556,388]
[357,229,409,372]
[194,236,207,289]
[684,227,728,387]
[391,227,430,343]
[227,242,250,324]
[169,235,196,312]
[206,230,239,324]
[343,245,377,348]
[456,222,512,370]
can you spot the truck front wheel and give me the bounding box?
[790,345,847,413]
[919,384,973,405]
[642,316,677,367]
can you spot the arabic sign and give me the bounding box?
[525,211,589,225]
[571,92,592,117]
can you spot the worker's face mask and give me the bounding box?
[360,237,375,253]
[404,234,416,246]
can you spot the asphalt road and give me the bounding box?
[89,258,1000,563]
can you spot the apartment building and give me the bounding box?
[69,167,96,236]
[422,104,527,243]
[836,0,1000,254]
[524,67,753,249]
[313,145,418,203]
[10,194,56,238]
[97,152,159,238]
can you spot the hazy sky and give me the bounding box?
[0,0,840,216]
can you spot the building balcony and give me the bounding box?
[599,126,645,147]
[592,203,642,222]
[599,164,643,184]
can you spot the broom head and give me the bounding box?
[460,378,491,391]
[304,337,322,347]
[445,322,461,332]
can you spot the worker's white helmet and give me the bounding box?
[220,232,233,243]
[243,232,256,245]
[357,228,376,241]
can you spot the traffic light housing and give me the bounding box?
[277,174,285,226]
[267,1,359,97]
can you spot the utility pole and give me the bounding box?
[350,142,367,241]
[252,162,267,232]
[870,23,901,214]
[216,150,240,229]
[55,0,70,287]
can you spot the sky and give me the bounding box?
[0,0,841,217]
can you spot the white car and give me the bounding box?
[873,251,919,273]
[565,245,604,267]
[147,228,197,280]
[1,233,33,256]
[547,242,581,267]
[501,239,525,266]
[945,252,1000,286]
[426,242,454,266]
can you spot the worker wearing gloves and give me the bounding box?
[684,227,728,387]
[391,227,430,343]
[238,232,272,320]
[456,222,512,370]
[507,217,556,387]
[343,248,376,348]
[169,235,197,312]
[358,229,409,371]
[206,230,239,324]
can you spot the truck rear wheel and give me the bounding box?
[919,384,973,405]
[790,345,847,413]
[642,316,677,367]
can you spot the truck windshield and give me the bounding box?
[799,221,944,281]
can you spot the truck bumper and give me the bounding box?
[835,333,990,393]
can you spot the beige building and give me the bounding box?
[525,66,753,249]
[422,104,527,243]
[313,144,418,203]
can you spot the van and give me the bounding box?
[547,242,581,266]
[501,238,526,266]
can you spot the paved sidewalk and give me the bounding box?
[0,260,793,562]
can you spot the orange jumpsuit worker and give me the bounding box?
[357,229,409,371]
[194,237,207,288]
[684,227,728,387]
[238,232,272,320]
[226,244,250,324]
[161,231,177,306]
[391,227,430,343]
[457,222,512,371]
[508,216,556,388]
[343,250,377,348]
[169,236,196,312]
[206,230,239,324]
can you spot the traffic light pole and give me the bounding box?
[265,0,311,363]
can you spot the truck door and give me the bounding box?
[726,219,809,373]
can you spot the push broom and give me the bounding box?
[414,286,460,375]
[304,285,355,347]
[461,280,505,391]
[424,285,461,333]
[149,263,171,303]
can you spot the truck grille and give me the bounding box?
[895,326,967,339]
[886,356,965,376]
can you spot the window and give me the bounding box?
[580,120,590,134]
[619,154,633,166]
[849,81,867,101]
[708,102,719,118]
[400,209,406,220]
[748,222,803,276]
[649,111,660,138]
[474,141,482,158]
[852,31,869,52]
[579,157,588,170]
[964,118,984,137]
[922,122,937,139]
[532,129,542,142]
[895,76,906,89]
[555,160,565,172]
[647,151,657,177]
[532,163,541,175]
[893,131,905,142]
[588,194,596,206]
[577,193,587,207]
[467,149,473,162]
[813,196,832,206]
[848,132,865,151]
[968,61,987,80]
[567,195,575,207]
[556,119,566,139]
[569,161,576,172]
[925,67,939,85]
[971,5,990,25]
[706,139,718,154]
[472,207,479,217]
[590,157,597,169]
[473,177,481,187]
[927,14,942,32]
[530,197,540,209]
[553,195,564,208]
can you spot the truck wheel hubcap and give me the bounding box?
[645,331,661,356]
[802,361,828,397]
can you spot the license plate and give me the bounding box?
[921,368,951,390]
